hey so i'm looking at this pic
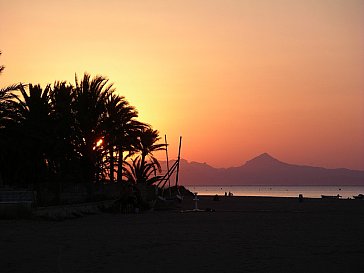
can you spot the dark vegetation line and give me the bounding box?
[0,51,166,206]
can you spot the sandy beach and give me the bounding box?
[1,196,364,273]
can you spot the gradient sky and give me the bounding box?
[1,0,363,170]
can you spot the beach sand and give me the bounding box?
[1,196,364,273]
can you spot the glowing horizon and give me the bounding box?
[1,0,363,170]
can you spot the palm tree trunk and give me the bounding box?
[141,151,147,175]
[83,142,95,196]
[109,145,114,183]
[117,145,124,183]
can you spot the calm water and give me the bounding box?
[185,185,364,198]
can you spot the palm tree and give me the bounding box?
[49,81,76,161]
[123,156,162,185]
[48,82,78,200]
[14,84,53,146]
[0,51,23,186]
[122,127,165,186]
[0,84,20,129]
[8,84,53,190]
[115,119,146,183]
[103,93,147,183]
[133,127,166,174]
[0,50,21,129]
[72,73,113,188]
[103,94,134,182]
[123,155,163,210]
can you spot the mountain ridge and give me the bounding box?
[161,153,364,186]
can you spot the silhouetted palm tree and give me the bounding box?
[73,73,113,188]
[133,127,166,173]
[0,84,20,129]
[13,84,53,150]
[122,127,165,187]
[50,81,76,160]
[48,82,78,200]
[103,93,148,183]
[123,156,162,185]
[9,84,53,190]
[0,51,23,186]
[115,119,146,183]
[0,50,21,129]
[103,94,133,182]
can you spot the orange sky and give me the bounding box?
[1,0,363,170]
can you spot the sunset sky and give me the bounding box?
[1,0,363,170]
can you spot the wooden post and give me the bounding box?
[175,136,182,187]
[165,135,172,197]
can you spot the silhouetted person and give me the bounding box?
[299,194,303,202]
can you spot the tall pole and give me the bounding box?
[175,136,182,187]
[165,135,171,197]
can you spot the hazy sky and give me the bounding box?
[1,0,363,169]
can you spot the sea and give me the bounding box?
[185,185,364,199]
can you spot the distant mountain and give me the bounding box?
[161,153,364,185]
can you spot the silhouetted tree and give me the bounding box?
[0,70,166,205]
[48,82,79,200]
[103,94,140,183]
[0,51,21,187]
[72,74,113,191]
[0,51,20,129]
[121,127,165,186]
[123,156,162,185]
[133,127,166,173]
[9,84,53,191]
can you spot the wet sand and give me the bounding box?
[1,196,364,273]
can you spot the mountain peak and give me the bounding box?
[258,152,273,159]
[245,153,281,166]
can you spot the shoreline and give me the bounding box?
[184,185,364,199]
[180,195,364,215]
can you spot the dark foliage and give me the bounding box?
[0,71,164,205]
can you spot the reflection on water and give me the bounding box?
[185,185,364,198]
